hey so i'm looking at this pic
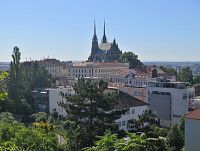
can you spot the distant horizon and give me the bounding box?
[1,60,200,63]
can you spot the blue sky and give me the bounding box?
[0,0,200,62]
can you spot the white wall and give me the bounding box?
[115,105,148,130]
[185,118,200,151]
[146,86,194,126]
[49,86,75,117]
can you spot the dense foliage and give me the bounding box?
[159,66,178,76]
[3,47,55,117]
[60,78,126,148]
[119,51,145,70]
[0,112,61,151]
[84,131,168,151]
[178,67,193,84]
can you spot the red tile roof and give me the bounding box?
[185,107,200,120]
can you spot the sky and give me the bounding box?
[0,0,200,62]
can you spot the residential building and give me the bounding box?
[108,69,151,87]
[48,86,75,117]
[146,78,195,127]
[32,89,49,112]
[33,86,75,117]
[114,91,149,130]
[185,107,200,151]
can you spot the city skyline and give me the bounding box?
[0,0,200,62]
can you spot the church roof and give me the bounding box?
[99,42,112,51]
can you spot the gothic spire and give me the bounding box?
[94,19,96,36]
[92,19,98,43]
[102,19,107,43]
[103,19,106,37]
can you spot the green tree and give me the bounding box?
[8,47,23,101]
[129,110,158,132]
[61,78,125,148]
[159,66,177,76]
[193,74,200,84]
[0,120,59,151]
[22,61,55,108]
[85,131,167,151]
[167,124,184,151]
[119,51,144,70]
[178,67,193,83]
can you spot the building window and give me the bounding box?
[122,121,126,126]
[132,109,135,114]
[127,110,130,115]
[117,122,121,127]
[173,114,181,118]
[183,93,187,100]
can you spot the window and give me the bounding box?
[183,93,187,100]
[132,109,135,114]
[117,122,121,127]
[173,114,181,118]
[122,121,126,126]
[127,110,130,115]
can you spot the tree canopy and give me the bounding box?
[60,78,125,148]
[119,51,144,70]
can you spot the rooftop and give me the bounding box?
[114,90,149,109]
[185,107,200,120]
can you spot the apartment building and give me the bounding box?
[146,78,195,127]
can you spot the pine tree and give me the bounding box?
[60,78,125,148]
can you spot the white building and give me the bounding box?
[114,91,149,130]
[48,86,75,117]
[66,61,129,81]
[146,79,195,127]
[185,108,200,151]
[108,69,151,87]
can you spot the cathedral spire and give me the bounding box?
[102,19,107,43]
[103,19,106,37]
[92,19,98,43]
[94,19,96,36]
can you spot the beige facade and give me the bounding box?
[67,62,129,81]
[38,59,66,78]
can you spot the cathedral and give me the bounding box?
[88,20,122,62]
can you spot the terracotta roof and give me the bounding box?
[185,107,200,120]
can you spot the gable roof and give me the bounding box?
[113,91,149,110]
[185,107,200,120]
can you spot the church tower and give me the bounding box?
[88,20,122,62]
[88,20,99,61]
[91,20,99,51]
[101,20,108,43]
